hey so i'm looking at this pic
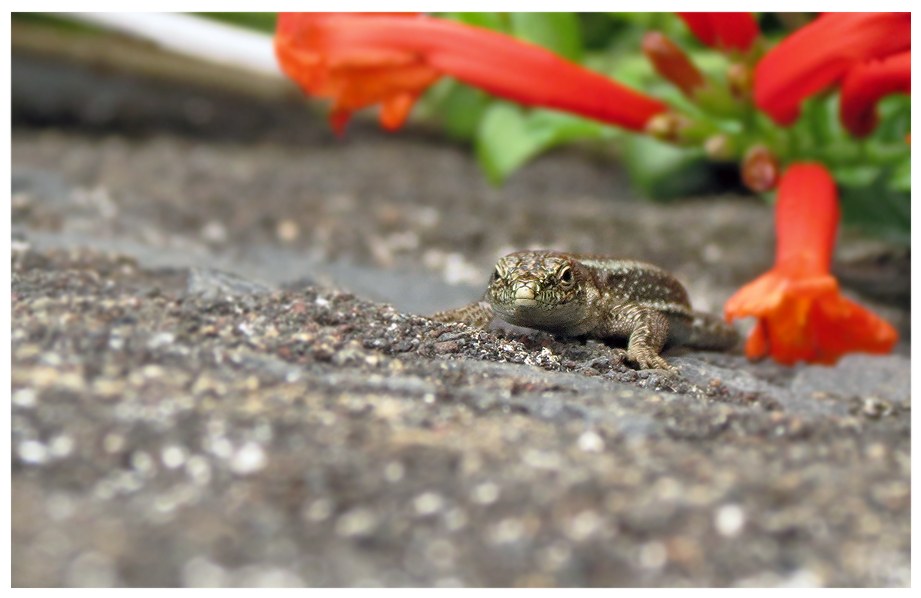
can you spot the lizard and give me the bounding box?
[431,250,739,371]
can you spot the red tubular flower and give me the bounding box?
[275,12,667,133]
[725,163,898,365]
[677,13,759,52]
[754,12,910,126]
[839,51,911,137]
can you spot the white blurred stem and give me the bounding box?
[56,12,282,78]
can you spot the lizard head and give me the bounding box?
[485,250,590,331]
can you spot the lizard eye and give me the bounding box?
[559,266,574,286]
[492,262,507,282]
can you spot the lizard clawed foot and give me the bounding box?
[626,350,679,373]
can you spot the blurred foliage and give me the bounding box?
[196,13,277,33]
[418,12,910,243]
[13,12,104,33]
[421,12,732,196]
[421,14,731,197]
[12,12,910,242]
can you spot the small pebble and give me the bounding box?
[18,440,49,465]
[715,504,746,537]
[638,541,668,570]
[414,492,445,516]
[276,219,300,243]
[335,508,378,538]
[577,430,605,453]
[470,482,500,505]
[230,442,267,475]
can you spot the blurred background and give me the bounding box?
[11,11,909,316]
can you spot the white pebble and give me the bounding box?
[200,221,227,243]
[18,440,48,464]
[182,556,227,588]
[413,492,445,516]
[303,498,334,523]
[577,430,605,452]
[471,482,500,505]
[715,503,746,537]
[185,456,212,486]
[131,451,155,476]
[567,510,603,541]
[49,435,74,458]
[103,433,126,454]
[66,551,117,587]
[147,332,175,349]
[209,437,234,459]
[162,445,187,469]
[487,517,524,544]
[336,508,377,538]
[12,388,37,408]
[383,461,405,483]
[231,442,266,475]
[638,541,668,570]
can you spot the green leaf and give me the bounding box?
[475,102,612,184]
[838,167,911,244]
[196,12,277,33]
[619,135,714,200]
[443,12,508,33]
[436,81,493,141]
[509,12,583,62]
[889,158,911,193]
[832,165,880,188]
[476,103,535,184]
[871,95,911,143]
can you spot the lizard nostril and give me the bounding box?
[514,285,537,300]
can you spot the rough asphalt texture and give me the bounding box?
[11,60,911,587]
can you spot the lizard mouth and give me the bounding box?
[511,298,541,308]
[508,282,546,308]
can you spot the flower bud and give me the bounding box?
[741,145,780,192]
[642,32,705,98]
[727,63,753,101]
[704,134,736,161]
[644,112,693,143]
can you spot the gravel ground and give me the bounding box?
[10,55,911,587]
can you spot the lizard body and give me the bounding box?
[431,250,738,370]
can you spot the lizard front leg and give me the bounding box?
[599,305,674,371]
[431,300,494,328]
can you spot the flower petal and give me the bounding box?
[276,12,667,133]
[276,13,441,131]
[677,12,759,52]
[676,13,716,47]
[744,320,769,360]
[808,293,899,364]
[754,12,910,125]
[839,51,911,137]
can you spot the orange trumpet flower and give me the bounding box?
[275,12,667,134]
[839,51,911,137]
[754,12,910,126]
[725,163,898,364]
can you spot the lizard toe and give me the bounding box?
[627,349,674,372]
